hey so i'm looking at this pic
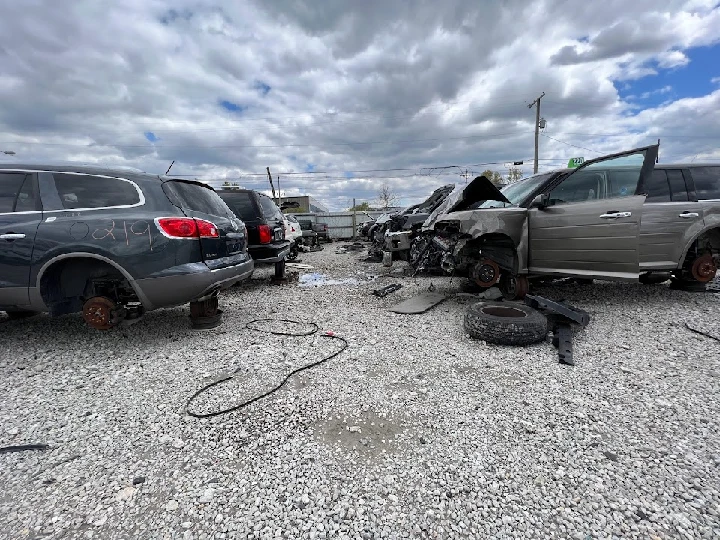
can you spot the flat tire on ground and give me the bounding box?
[464,301,547,346]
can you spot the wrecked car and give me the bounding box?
[411,144,720,299]
[368,184,455,260]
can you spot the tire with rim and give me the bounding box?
[464,301,547,346]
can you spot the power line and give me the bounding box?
[0,130,533,150]
[540,133,600,154]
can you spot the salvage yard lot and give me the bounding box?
[1,248,719,539]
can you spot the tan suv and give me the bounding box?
[412,144,720,299]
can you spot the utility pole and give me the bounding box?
[266,166,277,201]
[277,175,282,207]
[352,198,357,240]
[528,92,545,174]
[461,168,470,184]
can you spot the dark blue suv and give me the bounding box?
[0,165,254,329]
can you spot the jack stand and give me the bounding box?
[271,260,289,285]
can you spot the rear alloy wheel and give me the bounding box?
[499,274,530,300]
[82,296,122,330]
[464,301,547,346]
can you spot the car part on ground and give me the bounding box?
[0,165,254,329]
[185,319,348,419]
[189,296,223,330]
[523,294,590,366]
[639,272,672,285]
[464,301,547,346]
[388,292,448,314]
[372,283,403,298]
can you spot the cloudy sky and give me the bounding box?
[1,0,719,210]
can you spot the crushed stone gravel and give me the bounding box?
[1,245,719,539]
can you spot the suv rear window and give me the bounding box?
[53,173,141,209]
[257,194,283,220]
[163,181,235,219]
[217,191,259,221]
[689,166,720,200]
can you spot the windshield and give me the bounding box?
[477,172,554,208]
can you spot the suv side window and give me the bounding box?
[53,173,141,209]
[667,170,690,202]
[645,170,671,202]
[689,166,720,200]
[0,172,31,213]
[257,194,283,220]
[548,171,604,205]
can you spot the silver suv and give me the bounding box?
[413,144,720,299]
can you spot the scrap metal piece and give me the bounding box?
[389,292,448,314]
[524,294,589,365]
[691,254,717,283]
[552,323,575,366]
[373,283,403,298]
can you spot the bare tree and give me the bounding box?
[376,184,398,209]
[505,167,523,184]
[480,169,504,187]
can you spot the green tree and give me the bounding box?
[349,201,372,211]
[480,169,504,187]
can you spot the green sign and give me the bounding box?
[567,157,585,168]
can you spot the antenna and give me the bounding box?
[165,160,175,175]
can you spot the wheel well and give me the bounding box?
[682,227,720,266]
[464,233,518,273]
[40,258,139,316]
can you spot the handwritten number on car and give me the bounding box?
[92,220,153,251]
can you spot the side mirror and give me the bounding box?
[530,193,549,210]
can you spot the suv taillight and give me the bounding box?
[258,224,272,244]
[156,217,219,238]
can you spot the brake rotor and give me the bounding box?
[82,296,117,330]
[691,254,717,283]
[473,258,500,288]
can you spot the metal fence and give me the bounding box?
[290,211,388,239]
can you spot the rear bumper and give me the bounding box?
[134,256,255,310]
[248,241,291,264]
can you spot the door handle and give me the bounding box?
[0,233,26,240]
[679,212,699,218]
[599,212,631,219]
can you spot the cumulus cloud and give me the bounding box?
[0,0,719,209]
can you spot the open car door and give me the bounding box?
[527,144,659,281]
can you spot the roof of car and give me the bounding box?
[0,163,162,181]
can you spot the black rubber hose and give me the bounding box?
[0,443,49,454]
[185,320,347,419]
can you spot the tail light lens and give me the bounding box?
[258,224,272,244]
[156,217,219,239]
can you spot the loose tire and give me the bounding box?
[499,274,530,300]
[464,301,547,346]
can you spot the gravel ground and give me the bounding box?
[1,243,719,539]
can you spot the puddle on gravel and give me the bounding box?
[298,272,378,288]
[311,410,409,460]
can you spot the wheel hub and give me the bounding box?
[82,297,118,330]
[473,258,500,287]
[691,254,717,283]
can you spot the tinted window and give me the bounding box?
[15,175,40,212]
[606,170,639,198]
[54,173,140,209]
[217,191,259,221]
[163,181,235,219]
[0,172,29,213]
[549,171,603,204]
[667,170,689,202]
[258,195,283,220]
[689,166,720,200]
[646,170,671,202]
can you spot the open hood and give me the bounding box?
[422,175,510,230]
